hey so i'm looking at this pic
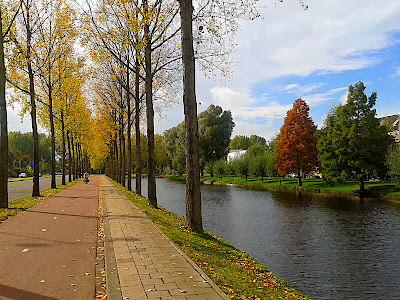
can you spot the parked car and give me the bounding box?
[19,172,27,178]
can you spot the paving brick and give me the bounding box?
[101,177,228,300]
[145,289,171,298]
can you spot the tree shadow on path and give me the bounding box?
[0,284,58,300]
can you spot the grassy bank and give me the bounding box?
[110,179,309,300]
[0,179,82,222]
[166,175,400,200]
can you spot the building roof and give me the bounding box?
[379,114,399,131]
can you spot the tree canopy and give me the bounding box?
[198,104,234,169]
[317,81,392,193]
[229,134,266,150]
[163,104,234,174]
[274,98,317,186]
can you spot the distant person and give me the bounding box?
[84,171,89,184]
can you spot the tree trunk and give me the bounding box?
[114,137,119,182]
[67,130,72,182]
[61,109,66,185]
[71,133,75,180]
[27,22,40,197]
[359,176,365,195]
[0,12,8,208]
[298,171,302,187]
[126,61,132,191]
[76,140,80,178]
[120,124,126,187]
[179,0,203,233]
[118,131,121,184]
[135,58,141,196]
[144,13,157,207]
[78,143,83,177]
[49,74,56,189]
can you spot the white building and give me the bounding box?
[227,149,247,163]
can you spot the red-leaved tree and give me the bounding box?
[274,99,317,186]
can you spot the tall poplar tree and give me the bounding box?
[317,81,392,193]
[7,0,48,197]
[1,1,21,207]
[274,98,317,187]
[179,0,202,233]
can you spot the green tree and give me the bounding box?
[249,135,266,146]
[198,104,234,171]
[213,159,226,179]
[387,145,400,185]
[225,161,235,176]
[8,132,51,173]
[317,81,392,193]
[235,156,250,181]
[245,144,268,158]
[229,134,266,150]
[162,124,186,176]
[229,135,251,150]
[155,134,168,172]
[204,161,214,177]
[249,156,267,182]
[162,104,234,175]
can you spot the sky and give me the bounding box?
[7,0,400,142]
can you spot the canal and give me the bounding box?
[131,178,400,299]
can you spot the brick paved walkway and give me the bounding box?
[101,177,228,300]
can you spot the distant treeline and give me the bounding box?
[8,132,51,177]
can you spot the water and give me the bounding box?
[131,178,400,299]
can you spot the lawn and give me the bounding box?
[167,175,400,199]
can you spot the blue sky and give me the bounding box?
[7,0,400,142]
[154,0,400,141]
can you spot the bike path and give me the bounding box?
[0,176,100,299]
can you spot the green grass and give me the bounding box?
[0,179,82,222]
[8,177,34,182]
[110,178,309,300]
[167,175,400,200]
[8,175,50,182]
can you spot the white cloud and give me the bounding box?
[229,0,400,87]
[211,87,291,120]
[339,92,349,105]
[280,83,324,95]
[210,86,255,117]
[390,66,400,78]
[302,86,348,106]
[233,121,276,141]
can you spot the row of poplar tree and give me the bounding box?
[1,0,277,234]
[0,0,95,208]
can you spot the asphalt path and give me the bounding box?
[8,176,63,203]
[0,176,99,299]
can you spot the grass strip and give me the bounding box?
[7,175,51,182]
[0,179,82,222]
[110,178,309,300]
[167,175,400,200]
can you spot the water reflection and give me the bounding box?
[131,178,400,299]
